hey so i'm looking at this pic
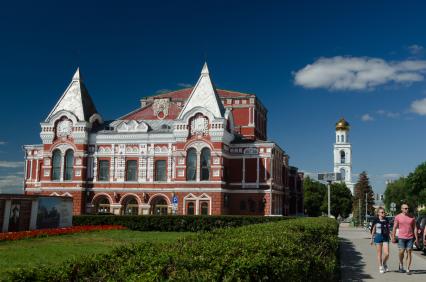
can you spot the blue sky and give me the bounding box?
[1,0,426,194]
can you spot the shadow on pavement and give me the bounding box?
[340,238,373,281]
[410,270,426,275]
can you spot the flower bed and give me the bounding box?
[0,225,127,242]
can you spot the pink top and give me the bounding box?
[395,213,415,239]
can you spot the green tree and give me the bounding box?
[321,182,353,218]
[303,177,326,216]
[352,172,375,225]
[384,177,408,213]
[384,162,426,214]
[406,162,426,211]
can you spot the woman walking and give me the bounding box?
[370,207,391,273]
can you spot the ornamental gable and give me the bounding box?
[178,63,225,119]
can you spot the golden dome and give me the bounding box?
[335,118,350,131]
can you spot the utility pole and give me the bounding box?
[365,192,368,224]
[359,198,361,226]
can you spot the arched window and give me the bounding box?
[186,148,197,181]
[341,135,345,143]
[340,150,346,164]
[337,135,340,142]
[151,197,169,215]
[340,168,346,181]
[64,150,74,180]
[95,196,110,214]
[52,150,61,180]
[200,202,209,215]
[122,197,138,215]
[187,202,195,215]
[200,148,211,181]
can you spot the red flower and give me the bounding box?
[0,225,127,241]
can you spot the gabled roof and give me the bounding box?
[122,102,182,120]
[151,88,253,100]
[46,68,98,122]
[178,63,225,119]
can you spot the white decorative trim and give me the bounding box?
[92,193,114,204]
[119,193,142,205]
[148,193,171,205]
[152,98,170,119]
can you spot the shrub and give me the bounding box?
[6,218,339,282]
[73,215,290,232]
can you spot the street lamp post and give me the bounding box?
[317,172,341,218]
[365,192,368,224]
[359,198,361,226]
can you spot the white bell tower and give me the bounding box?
[333,118,354,194]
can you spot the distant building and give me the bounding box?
[333,118,355,194]
[374,193,384,208]
[23,64,303,216]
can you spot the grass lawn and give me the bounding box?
[0,230,189,276]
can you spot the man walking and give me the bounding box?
[391,203,419,273]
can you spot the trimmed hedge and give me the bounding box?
[6,218,339,282]
[73,215,290,232]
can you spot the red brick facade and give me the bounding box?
[24,65,303,216]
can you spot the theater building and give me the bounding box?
[23,64,304,216]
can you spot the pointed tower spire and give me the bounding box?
[201,62,209,75]
[46,68,98,122]
[178,63,225,119]
[72,67,83,82]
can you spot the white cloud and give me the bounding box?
[0,161,24,168]
[361,114,374,121]
[0,141,6,145]
[410,98,426,115]
[155,89,172,94]
[376,110,400,118]
[408,44,424,56]
[294,56,426,91]
[177,83,192,88]
[0,174,23,191]
[382,173,402,179]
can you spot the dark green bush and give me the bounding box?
[6,218,339,282]
[73,215,290,232]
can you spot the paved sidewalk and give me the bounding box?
[339,225,426,281]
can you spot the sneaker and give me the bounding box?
[379,266,385,274]
[383,264,389,272]
[406,268,411,275]
[399,265,405,273]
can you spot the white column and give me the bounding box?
[110,144,115,182]
[29,159,33,180]
[141,157,147,181]
[60,154,64,181]
[2,200,11,232]
[196,151,201,182]
[167,143,172,182]
[29,199,39,230]
[35,160,39,182]
[24,159,28,180]
[93,156,98,182]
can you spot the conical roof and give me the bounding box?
[46,68,98,122]
[178,63,225,119]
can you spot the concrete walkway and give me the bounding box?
[339,224,426,281]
